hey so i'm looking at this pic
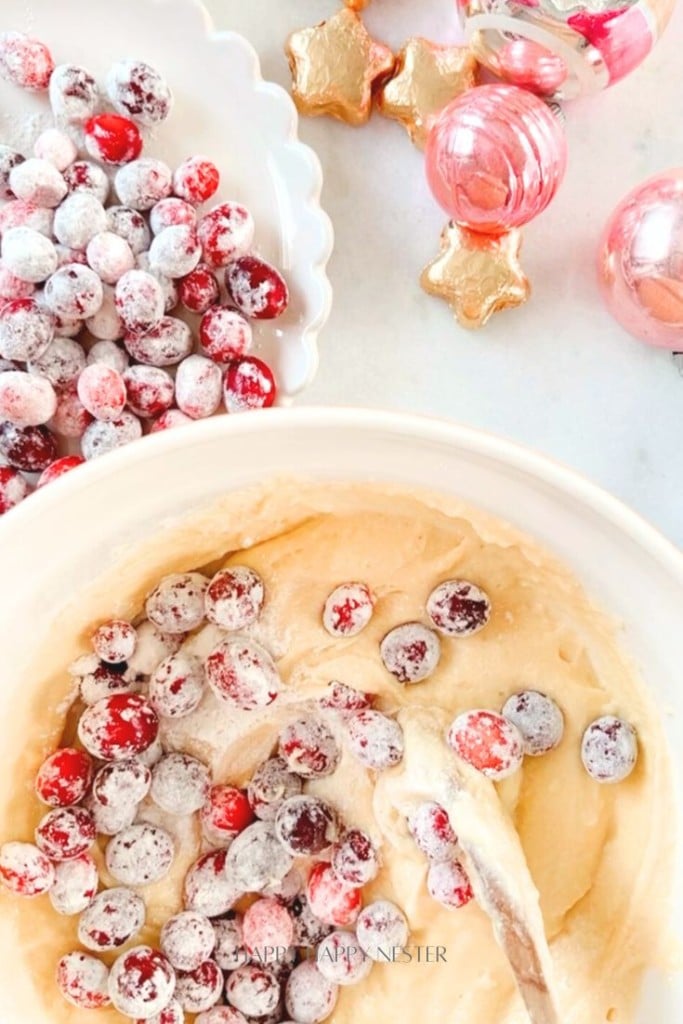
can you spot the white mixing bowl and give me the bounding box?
[0,408,680,1020]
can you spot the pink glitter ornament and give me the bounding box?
[425,85,567,233]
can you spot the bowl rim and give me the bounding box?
[2,407,682,585]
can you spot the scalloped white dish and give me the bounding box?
[0,0,333,398]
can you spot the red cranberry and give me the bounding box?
[198,202,254,268]
[79,662,137,705]
[345,709,404,771]
[151,197,197,234]
[200,305,252,363]
[179,263,220,313]
[285,960,338,1024]
[63,160,109,201]
[35,806,96,861]
[106,822,175,886]
[331,829,379,886]
[184,849,242,918]
[149,408,192,432]
[35,746,93,807]
[84,791,137,837]
[0,840,55,896]
[279,716,340,778]
[248,756,303,821]
[137,999,184,1024]
[77,692,159,761]
[37,455,85,487]
[426,579,492,637]
[106,59,173,126]
[502,690,565,756]
[427,858,473,909]
[380,622,441,683]
[84,113,143,165]
[0,465,29,512]
[161,911,216,972]
[275,795,338,856]
[306,862,361,927]
[149,651,205,719]
[91,618,137,664]
[57,951,111,1009]
[225,964,279,1018]
[0,32,54,91]
[0,145,24,200]
[49,388,92,438]
[201,784,255,843]
[225,821,293,893]
[93,758,151,808]
[243,897,294,960]
[0,296,54,361]
[317,930,371,986]
[78,886,146,950]
[322,582,375,637]
[124,364,175,417]
[581,716,638,783]
[108,945,177,1019]
[176,959,223,1013]
[319,680,373,714]
[151,752,211,816]
[289,892,333,947]
[356,899,409,960]
[173,157,220,205]
[206,636,281,710]
[447,709,524,780]
[146,572,208,633]
[49,852,99,916]
[408,802,457,861]
[225,256,289,320]
[223,356,276,412]
[0,420,57,470]
[77,364,127,422]
[195,1010,248,1024]
[175,354,222,419]
[205,566,265,630]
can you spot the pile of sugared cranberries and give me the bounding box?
[0,31,287,515]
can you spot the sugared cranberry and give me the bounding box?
[85,792,137,837]
[87,230,136,284]
[49,64,100,126]
[34,127,78,170]
[151,752,211,816]
[427,858,474,910]
[205,565,265,630]
[426,579,492,637]
[115,158,172,211]
[173,156,220,205]
[243,897,294,961]
[289,892,333,947]
[149,651,205,719]
[106,822,175,886]
[49,852,99,916]
[0,465,29,513]
[195,1010,248,1024]
[84,113,143,165]
[502,690,565,756]
[149,224,201,279]
[319,680,373,714]
[226,964,280,1018]
[0,420,57,470]
[179,263,220,314]
[78,886,146,950]
[63,160,110,202]
[106,60,173,126]
[331,829,379,886]
[345,709,404,771]
[201,784,254,843]
[108,204,151,254]
[57,951,111,1009]
[206,636,281,710]
[0,31,54,91]
[380,622,441,683]
[322,582,375,637]
[35,806,96,861]
[317,930,372,986]
[44,263,104,320]
[356,900,409,960]
[213,915,248,972]
[248,757,303,822]
[0,840,55,896]
[35,746,93,807]
[184,849,242,918]
[150,408,193,432]
[79,662,137,705]
[93,758,151,808]
[199,305,252,363]
[226,821,293,893]
[279,716,340,778]
[175,353,222,419]
[37,455,85,487]
[0,369,57,426]
[108,945,177,1019]
[0,296,54,361]
[81,410,142,459]
[161,911,216,972]
[0,144,24,199]
[408,802,457,861]
[91,618,137,664]
[49,389,92,438]
[78,692,159,761]
[581,716,638,783]
[176,959,223,1013]
[198,202,254,268]
[306,862,361,927]
[223,356,276,412]
[116,268,165,332]
[225,255,289,320]
[151,197,198,235]
[28,334,86,389]
[146,572,208,633]
[137,999,185,1024]
[285,960,338,1024]
[275,795,338,856]
[124,364,175,417]
[447,709,524,780]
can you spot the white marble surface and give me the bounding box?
[207,0,683,546]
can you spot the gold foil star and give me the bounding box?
[421,222,530,329]
[285,8,395,126]
[378,38,478,148]
[344,0,371,8]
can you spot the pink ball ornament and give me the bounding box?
[597,168,683,350]
[425,85,567,234]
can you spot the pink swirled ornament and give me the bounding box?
[425,85,567,234]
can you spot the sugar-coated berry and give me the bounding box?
[161,912,216,972]
[35,746,93,807]
[78,692,159,760]
[201,785,254,843]
[206,636,281,710]
[319,680,372,714]
[108,205,151,254]
[356,900,409,960]
[0,197,54,237]
[149,225,201,278]
[331,829,379,886]
[57,951,111,1009]
[175,353,222,419]
[116,159,173,211]
[345,709,404,771]
[447,709,524,780]
[86,791,138,836]
[0,144,24,199]
[1,226,57,283]
[35,805,96,861]
[106,822,175,886]
[34,128,78,171]
[151,752,211,816]
[108,945,177,1019]
[93,758,151,808]
[44,263,104,319]
[127,620,183,676]
[0,840,55,896]
[77,363,127,421]
[184,849,242,918]
[136,250,179,312]
[226,821,293,893]
[502,690,565,756]
[91,619,137,664]
[248,757,303,822]
[49,64,100,124]
[149,651,205,718]
[37,454,85,487]
[54,192,108,249]
[175,959,223,1013]
[196,1008,248,1024]
[198,203,254,268]
[275,795,338,859]
[322,582,375,637]
[285,960,339,1024]
[290,892,333,947]
[223,356,276,412]
[205,565,265,630]
[199,305,252,363]
[225,255,289,320]
[139,999,185,1024]
[150,408,192,432]
[0,420,57,469]
[79,662,137,705]
[106,60,173,126]
[85,113,143,165]
[581,716,638,783]
[380,622,441,683]
[213,916,248,971]
[0,296,54,361]
[408,802,457,861]
[306,862,362,927]
[78,887,146,950]
[49,388,91,437]
[87,231,135,284]
[85,289,124,342]
[0,260,35,301]
[49,852,99,915]
[0,465,30,512]
[29,337,86,390]
[63,160,110,203]
[243,897,294,960]
[9,157,66,207]
[124,364,175,417]
[427,858,474,909]
[426,579,492,637]
[151,197,198,235]
[317,930,372,986]
[115,268,164,331]
[87,338,129,371]
[0,369,57,426]
[226,964,280,1018]
[146,572,208,633]
[54,245,88,271]
[279,716,340,778]
[173,156,220,205]
[125,316,192,366]
[178,263,219,314]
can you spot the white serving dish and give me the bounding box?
[0,0,333,397]
[0,407,680,1020]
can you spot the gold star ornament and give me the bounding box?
[377,38,478,148]
[286,8,395,127]
[421,222,530,329]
